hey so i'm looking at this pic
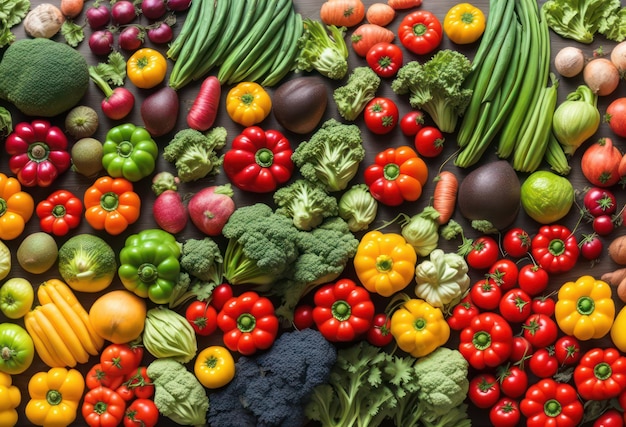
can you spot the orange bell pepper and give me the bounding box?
[84,176,141,235]
[0,172,34,240]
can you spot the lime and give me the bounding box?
[521,171,574,224]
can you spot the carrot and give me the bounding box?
[350,23,395,57]
[60,0,84,18]
[387,0,423,10]
[366,3,396,26]
[320,0,365,28]
[432,170,458,225]
[187,76,221,131]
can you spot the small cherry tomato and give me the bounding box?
[365,42,403,78]
[364,97,399,135]
[509,336,533,364]
[580,232,604,260]
[469,278,502,311]
[522,313,558,348]
[447,295,480,330]
[489,397,521,427]
[399,110,425,136]
[554,335,582,366]
[517,264,549,296]
[531,295,556,317]
[593,214,615,236]
[211,283,233,311]
[502,227,531,258]
[468,373,501,409]
[499,288,532,324]
[185,300,218,336]
[293,304,315,330]
[366,313,393,347]
[529,347,559,378]
[488,259,519,291]
[584,187,617,217]
[414,126,445,157]
[498,365,528,399]
[594,409,624,427]
[465,236,499,270]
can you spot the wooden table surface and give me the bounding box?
[3,0,626,426]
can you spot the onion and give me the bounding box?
[166,0,191,11]
[118,25,145,51]
[88,30,114,56]
[147,21,173,44]
[554,46,585,78]
[584,58,620,96]
[611,41,626,75]
[111,0,137,24]
[86,4,110,29]
[141,0,167,20]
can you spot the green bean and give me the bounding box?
[166,0,205,60]
[262,12,303,87]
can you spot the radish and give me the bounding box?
[153,190,188,234]
[188,185,236,236]
[187,75,221,131]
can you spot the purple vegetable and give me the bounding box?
[86,4,111,29]
[147,21,173,44]
[111,0,137,24]
[153,190,188,234]
[88,30,114,56]
[118,25,145,51]
[141,0,167,20]
[166,0,191,11]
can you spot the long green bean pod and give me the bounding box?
[262,12,304,87]
[166,0,205,60]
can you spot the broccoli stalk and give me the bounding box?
[162,127,226,182]
[295,19,349,80]
[391,50,473,133]
[333,67,381,121]
[291,119,365,192]
[274,179,339,231]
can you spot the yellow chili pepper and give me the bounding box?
[25,367,84,427]
[0,172,34,240]
[555,275,615,341]
[353,230,417,297]
[443,3,486,44]
[126,48,168,89]
[194,345,236,389]
[0,372,20,427]
[390,298,450,358]
[226,82,272,126]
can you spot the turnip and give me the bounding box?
[554,46,585,78]
[188,185,236,236]
[118,25,145,51]
[153,190,188,234]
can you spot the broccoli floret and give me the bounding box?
[274,179,339,231]
[163,127,226,182]
[222,203,301,287]
[167,272,218,308]
[0,38,89,117]
[291,119,364,192]
[151,171,179,196]
[391,50,473,133]
[180,237,223,283]
[295,19,349,80]
[333,67,381,121]
[208,329,337,427]
[147,358,209,427]
[338,183,379,232]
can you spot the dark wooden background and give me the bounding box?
[3,0,626,426]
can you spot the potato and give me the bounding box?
[608,235,626,265]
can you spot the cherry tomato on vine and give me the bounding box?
[365,42,403,78]
[593,214,615,236]
[529,347,559,378]
[531,295,556,317]
[499,288,532,323]
[185,300,218,336]
[414,126,444,158]
[488,259,519,291]
[466,236,499,270]
[364,97,399,135]
[584,187,617,217]
[399,110,425,136]
[509,336,533,364]
[517,264,549,296]
[366,313,393,347]
[293,304,315,330]
[469,278,502,311]
[100,343,140,377]
[498,365,528,399]
[554,335,582,366]
[490,397,521,427]
[211,283,233,311]
[502,227,531,258]
[468,373,501,409]
[580,232,604,260]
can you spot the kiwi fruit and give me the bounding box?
[71,137,104,177]
[17,232,59,274]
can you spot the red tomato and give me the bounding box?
[554,335,582,366]
[498,365,528,399]
[211,283,233,311]
[529,347,559,378]
[469,278,502,311]
[85,363,125,390]
[594,409,624,427]
[124,398,159,427]
[365,42,403,78]
[466,236,500,270]
[606,97,626,138]
[517,264,549,296]
[509,336,533,364]
[366,313,393,347]
[468,373,501,409]
[116,383,135,401]
[499,288,532,323]
[399,110,425,136]
[522,313,558,348]
[584,187,617,217]
[447,295,480,330]
[100,343,140,377]
[593,214,615,236]
[185,300,218,336]
[293,304,315,330]
[580,232,604,260]
[531,295,556,317]
[489,397,521,427]
[364,97,399,135]
[502,227,531,258]
[414,126,445,158]
[125,367,154,400]
[488,259,519,291]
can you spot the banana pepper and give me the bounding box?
[390,298,450,358]
[0,372,20,427]
[102,123,158,182]
[353,230,417,297]
[555,275,615,341]
[25,367,85,427]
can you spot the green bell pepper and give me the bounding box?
[124,228,182,258]
[102,123,158,182]
[118,239,180,304]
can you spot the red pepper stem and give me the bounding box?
[28,142,49,162]
[332,300,352,322]
[100,192,120,212]
[93,401,109,415]
[255,148,274,168]
[412,23,427,36]
[548,238,565,256]
[52,204,67,218]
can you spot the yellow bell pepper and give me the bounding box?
[126,48,168,89]
[443,3,486,44]
[194,345,236,389]
[555,275,615,341]
[25,368,84,427]
[353,230,417,297]
[226,82,272,126]
[0,372,20,427]
[390,298,450,358]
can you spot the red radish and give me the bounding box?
[141,0,167,19]
[102,87,135,120]
[188,185,236,236]
[166,0,191,11]
[153,190,188,234]
[147,21,174,44]
[86,4,111,29]
[187,76,221,131]
[118,25,145,51]
[111,0,137,24]
[89,30,114,56]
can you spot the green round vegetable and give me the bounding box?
[143,307,197,363]
[0,323,34,375]
[58,234,117,293]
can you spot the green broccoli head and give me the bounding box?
[163,127,227,182]
[180,237,223,283]
[391,50,473,133]
[295,19,349,80]
[291,119,365,192]
[0,38,89,117]
[333,67,381,121]
[338,183,379,232]
[274,179,339,231]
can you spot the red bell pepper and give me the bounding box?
[363,145,428,206]
[520,379,583,427]
[36,189,83,236]
[216,291,279,355]
[223,126,294,193]
[398,10,443,56]
[81,386,127,427]
[531,225,579,274]
[312,278,375,342]
[5,120,71,187]
[573,348,626,401]
[458,312,513,370]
